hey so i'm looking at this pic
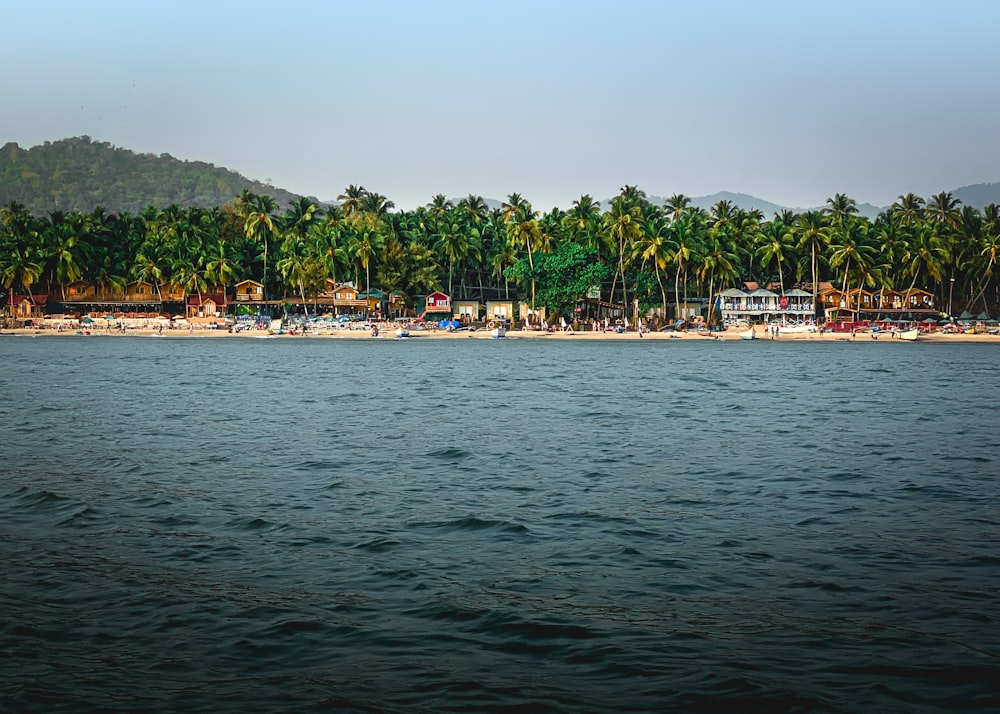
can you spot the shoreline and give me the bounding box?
[2,326,997,343]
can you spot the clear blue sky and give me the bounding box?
[4,0,998,211]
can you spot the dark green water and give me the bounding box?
[1,336,998,712]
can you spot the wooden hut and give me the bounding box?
[321,281,365,314]
[453,300,482,322]
[485,300,515,322]
[187,292,229,319]
[8,294,47,321]
[417,291,451,320]
[124,281,156,302]
[234,280,265,303]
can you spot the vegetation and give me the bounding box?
[0,137,308,215]
[3,170,1000,323]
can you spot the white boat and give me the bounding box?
[395,328,410,338]
[772,322,818,335]
[490,326,506,339]
[739,329,756,340]
[897,327,919,341]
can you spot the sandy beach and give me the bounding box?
[3,324,997,343]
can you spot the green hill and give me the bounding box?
[0,136,311,215]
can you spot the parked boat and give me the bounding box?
[772,322,818,335]
[395,328,410,338]
[897,327,919,341]
[490,325,506,339]
[739,329,756,340]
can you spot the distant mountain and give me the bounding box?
[690,191,787,217]
[951,182,1000,209]
[0,136,313,216]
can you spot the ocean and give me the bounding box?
[1,335,998,712]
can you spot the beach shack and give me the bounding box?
[417,291,451,321]
[821,287,848,321]
[485,300,514,322]
[64,280,98,302]
[719,288,750,323]
[234,280,264,303]
[187,292,229,319]
[321,281,366,315]
[453,300,482,323]
[358,288,388,317]
[8,294,46,323]
[518,300,552,328]
[55,280,160,317]
[873,288,904,311]
[902,288,935,310]
[124,281,156,302]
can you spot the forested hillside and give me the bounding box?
[0,137,309,215]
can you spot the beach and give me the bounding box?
[3,323,997,343]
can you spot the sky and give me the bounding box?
[3,0,999,211]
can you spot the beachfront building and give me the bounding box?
[319,281,366,315]
[56,280,163,318]
[453,300,483,323]
[416,291,451,321]
[358,288,400,318]
[720,287,813,324]
[124,281,156,302]
[187,292,229,319]
[234,280,265,303]
[5,294,47,323]
[485,300,514,322]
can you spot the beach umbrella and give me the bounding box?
[80,316,93,324]
[105,315,117,320]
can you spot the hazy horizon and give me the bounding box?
[4,0,998,212]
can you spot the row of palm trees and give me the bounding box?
[3,185,999,319]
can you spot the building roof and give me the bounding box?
[187,293,228,307]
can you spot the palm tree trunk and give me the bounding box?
[840,257,851,322]
[656,266,667,321]
[674,264,682,322]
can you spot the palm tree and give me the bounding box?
[359,192,395,222]
[312,205,346,287]
[131,250,166,301]
[347,227,384,293]
[242,193,277,291]
[756,221,790,294]
[0,246,43,305]
[793,210,831,316]
[630,213,674,317]
[828,221,877,312]
[43,211,88,299]
[665,194,692,222]
[337,185,367,222]
[970,205,1000,311]
[277,236,325,315]
[825,193,859,226]
[427,194,453,219]
[502,194,540,307]
[562,194,602,251]
[204,241,236,297]
[601,194,644,307]
[890,193,925,228]
[668,208,704,322]
[435,217,481,298]
[899,222,947,307]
